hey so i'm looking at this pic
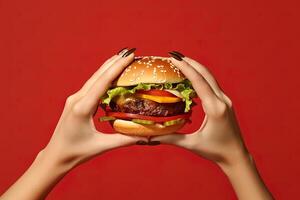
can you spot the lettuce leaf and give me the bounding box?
[101,83,160,105]
[100,81,196,112]
[101,87,130,105]
[180,88,195,112]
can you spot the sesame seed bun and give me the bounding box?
[112,119,186,136]
[113,56,186,86]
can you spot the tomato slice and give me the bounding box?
[106,111,191,122]
[137,89,176,97]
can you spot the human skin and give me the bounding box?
[0,48,146,200]
[1,49,273,200]
[151,52,274,200]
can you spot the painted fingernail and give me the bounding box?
[117,47,128,55]
[136,140,147,145]
[148,141,161,146]
[168,51,183,61]
[122,48,136,57]
[171,51,185,58]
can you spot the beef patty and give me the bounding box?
[110,95,185,116]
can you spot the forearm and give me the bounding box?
[219,153,274,200]
[1,150,73,200]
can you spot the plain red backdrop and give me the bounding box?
[1,0,299,199]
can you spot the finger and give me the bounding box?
[169,57,220,112]
[79,49,128,95]
[79,55,118,94]
[96,48,128,77]
[183,57,223,98]
[80,49,136,113]
[105,133,147,148]
[151,133,195,149]
[183,57,232,106]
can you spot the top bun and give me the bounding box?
[113,56,186,86]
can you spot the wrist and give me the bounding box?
[217,149,254,176]
[35,148,75,175]
[216,151,274,199]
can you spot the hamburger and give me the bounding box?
[99,56,196,136]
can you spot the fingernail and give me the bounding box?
[170,51,185,58]
[122,48,136,57]
[136,140,147,145]
[148,141,161,146]
[117,47,128,55]
[168,51,183,61]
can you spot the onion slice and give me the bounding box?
[164,89,183,98]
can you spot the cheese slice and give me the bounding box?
[135,93,182,103]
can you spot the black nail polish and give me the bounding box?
[168,51,183,61]
[122,48,136,57]
[148,141,161,146]
[136,140,147,145]
[171,51,185,58]
[117,47,128,55]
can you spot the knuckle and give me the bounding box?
[189,72,203,82]
[226,98,233,108]
[65,95,76,106]
[222,93,233,108]
[210,100,228,118]
[226,99,233,108]
[71,102,90,117]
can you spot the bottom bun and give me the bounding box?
[112,119,186,136]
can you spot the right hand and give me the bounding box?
[152,55,249,167]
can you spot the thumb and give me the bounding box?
[151,133,194,149]
[91,133,147,153]
[105,133,147,148]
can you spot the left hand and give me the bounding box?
[149,53,273,200]
[41,48,145,168]
[151,54,247,166]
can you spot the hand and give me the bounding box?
[1,48,147,200]
[152,54,247,167]
[42,48,145,168]
[152,52,273,200]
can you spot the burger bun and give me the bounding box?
[112,119,186,136]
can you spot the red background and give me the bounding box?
[1,0,299,199]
